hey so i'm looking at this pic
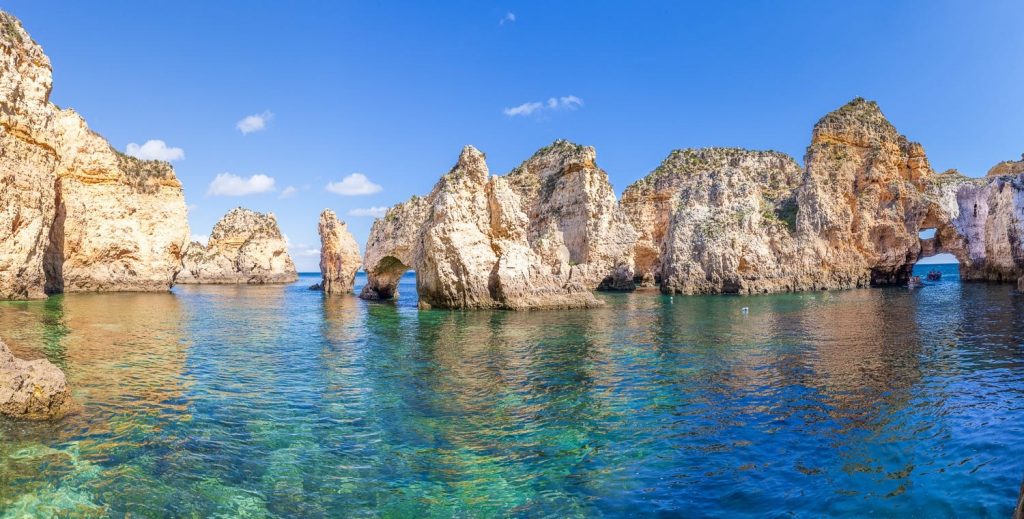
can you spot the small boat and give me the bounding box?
[926,270,942,281]
[908,276,923,288]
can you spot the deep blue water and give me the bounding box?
[0,263,1022,517]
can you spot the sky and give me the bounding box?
[6,1,1023,270]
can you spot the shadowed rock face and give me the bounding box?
[360,145,604,310]
[0,339,71,420]
[318,209,361,294]
[0,11,189,299]
[177,208,297,284]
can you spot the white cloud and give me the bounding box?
[125,139,185,161]
[500,12,516,25]
[279,186,298,199]
[348,206,389,218]
[206,173,276,196]
[191,234,209,245]
[236,110,273,135]
[326,173,382,196]
[503,95,583,117]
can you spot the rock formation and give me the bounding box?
[986,154,1024,177]
[0,338,71,420]
[504,141,637,290]
[634,98,939,294]
[922,168,1024,283]
[318,209,361,294]
[361,145,605,309]
[177,208,297,284]
[0,12,189,299]
[621,148,802,288]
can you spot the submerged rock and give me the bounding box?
[0,339,71,420]
[0,11,189,299]
[318,209,361,294]
[361,145,602,309]
[177,208,297,284]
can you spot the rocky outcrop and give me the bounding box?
[318,209,361,294]
[986,154,1024,177]
[643,98,938,294]
[652,149,805,294]
[923,168,1024,282]
[504,141,637,290]
[0,338,71,420]
[177,208,297,284]
[0,12,189,299]
[360,145,603,309]
[622,148,802,289]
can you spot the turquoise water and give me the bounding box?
[0,263,1022,517]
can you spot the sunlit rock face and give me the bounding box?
[504,140,637,291]
[646,98,939,294]
[650,149,805,294]
[360,145,602,309]
[318,209,361,294]
[0,11,188,299]
[177,208,297,284]
[0,338,71,420]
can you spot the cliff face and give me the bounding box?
[923,169,1024,283]
[361,146,602,309]
[177,208,297,284]
[646,99,939,294]
[0,338,71,420]
[0,12,188,299]
[652,149,804,294]
[318,209,361,294]
[504,141,637,290]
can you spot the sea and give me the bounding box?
[0,263,1021,517]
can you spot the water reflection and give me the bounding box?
[0,267,1021,517]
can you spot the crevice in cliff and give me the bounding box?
[42,178,64,294]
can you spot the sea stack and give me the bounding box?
[0,339,72,420]
[177,208,298,284]
[318,209,361,294]
[0,12,189,299]
[361,145,605,309]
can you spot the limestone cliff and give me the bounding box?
[645,98,939,294]
[361,146,601,309]
[318,209,361,294]
[177,208,297,284]
[504,140,637,290]
[923,168,1024,283]
[0,11,188,299]
[0,338,71,420]
[650,149,804,294]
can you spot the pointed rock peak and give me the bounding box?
[812,97,900,146]
[986,154,1024,177]
[443,145,489,184]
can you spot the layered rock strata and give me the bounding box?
[361,145,605,309]
[0,338,71,420]
[318,209,361,294]
[0,11,188,299]
[177,208,297,284]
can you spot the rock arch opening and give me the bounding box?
[360,255,410,301]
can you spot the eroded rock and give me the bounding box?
[177,208,297,284]
[361,145,603,309]
[318,209,361,294]
[0,339,71,420]
[0,11,189,299]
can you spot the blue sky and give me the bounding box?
[6,1,1022,270]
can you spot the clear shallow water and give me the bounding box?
[0,264,1022,517]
